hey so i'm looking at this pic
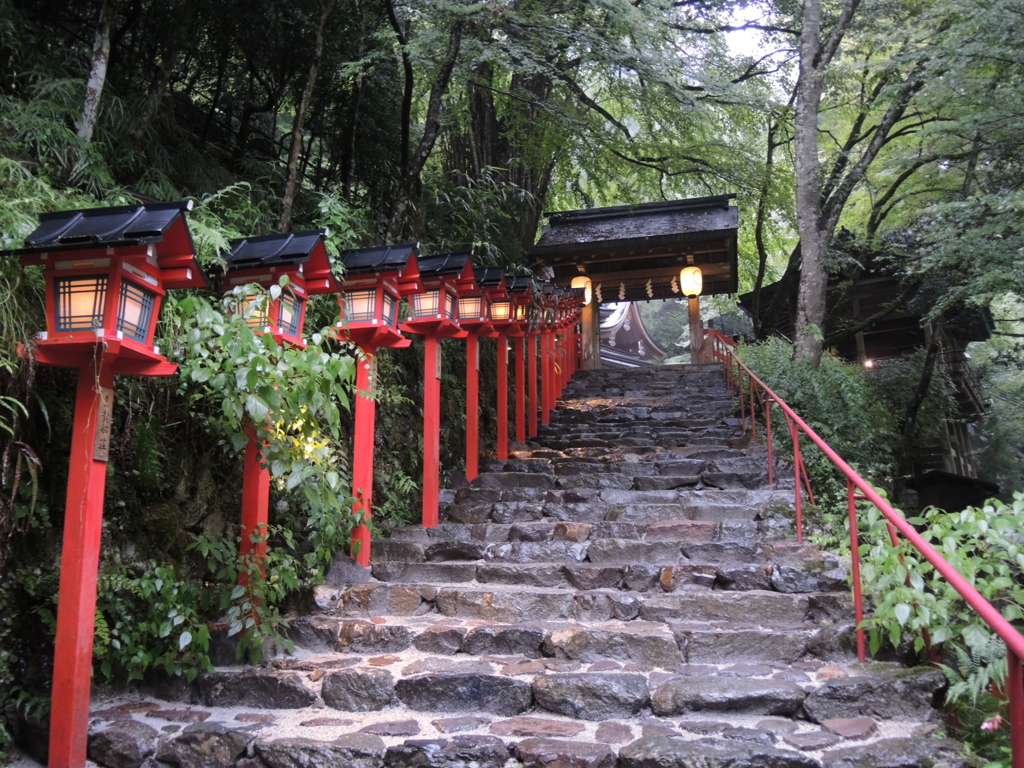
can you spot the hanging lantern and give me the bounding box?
[680,266,703,298]
[570,275,593,305]
[335,243,421,349]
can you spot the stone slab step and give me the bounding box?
[313,584,852,627]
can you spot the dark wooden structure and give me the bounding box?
[531,195,739,302]
[740,268,996,508]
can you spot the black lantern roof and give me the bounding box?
[473,267,505,287]
[221,229,328,270]
[337,243,418,275]
[506,276,533,294]
[417,251,472,278]
[0,200,208,289]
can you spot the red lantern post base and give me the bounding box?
[496,334,508,460]
[49,356,115,768]
[239,424,270,583]
[350,349,377,566]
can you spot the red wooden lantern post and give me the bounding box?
[506,277,533,445]
[399,253,474,527]
[334,244,421,566]
[539,284,559,425]
[1,202,207,768]
[214,231,339,575]
[488,272,525,461]
[460,267,506,477]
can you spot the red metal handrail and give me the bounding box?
[703,328,1024,762]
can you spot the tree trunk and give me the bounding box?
[385,20,465,243]
[77,0,117,145]
[280,0,337,233]
[792,0,861,366]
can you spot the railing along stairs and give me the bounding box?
[703,329,1024,765]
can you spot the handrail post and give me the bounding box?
[1009,650,1024,767]
[847,478,866,662]
[765,397,774,486]
[749,373,757,442]
[789,416,803,542]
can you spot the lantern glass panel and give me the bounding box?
[491,301,511,321]
[458,296,483,320]
[116,280,156,342]
[516,304,527,321]
[56,275,108,332]
[240,294,269,329]
[278,290,303,336]
[412,289,441,318]
[345,289,377,323]
[382,292,397,327]
[444,291,456,320]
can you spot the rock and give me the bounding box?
[198,671,316,709]
[337,620,414,653]
[145,710,211,724]
[803,667,946,722]
[155,722,252,768]
[755,718,799,736]
[821,737,968,768]
[771,564,820,593]
[490,717,585,738]
[595,722,634,744]
[651,676,805,717]
[463,626,545,657]
[432,716,491,734]
[822,717,878,740]
[424,541,488,561]
[300,717,354,727]
[716,564,772,591]
[514,738,617,768]
[783,731,842,750]
[564,565,626,591]
[321,668,395,711]
[385,736,510,768]
[618,736,821,768]
[88,720,161,768]
[324,554,372,586]
[396,673,532,715]
[255,733,386,768]
[533,673,649,720]
[720,727,776,745]
[360,719,420,737]
[412,626,466,655]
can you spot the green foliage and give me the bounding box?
[860,495,1024,765]
[738,338,898,542]
[93,559,212,683]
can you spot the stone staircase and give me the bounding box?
[82,364,967,768]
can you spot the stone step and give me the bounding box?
[287,615,854,666]
[82,660,960,768]
[313,583,852,626]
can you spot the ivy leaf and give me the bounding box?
[245,394,270,423]
[179,630,193,650]
[894,602,911,626]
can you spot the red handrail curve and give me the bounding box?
[703,328,1024,763]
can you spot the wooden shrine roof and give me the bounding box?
[530,195,738,302]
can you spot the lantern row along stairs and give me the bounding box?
[80,366,968,768]
[1,202,586,768]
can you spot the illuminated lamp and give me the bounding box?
[491,300,511,321]
[570,275,593,305]
[680,266,703,298]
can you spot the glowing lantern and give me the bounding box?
[680,266,703,298]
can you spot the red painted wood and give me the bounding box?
[1009,651,1024,768]
[540,332,550,425]
[239,424,270,582]
[350,349,376,566]
[496,334,508,461]
[528,333,538,438]
[422,336,441,526]
[49,357,115,768]
[465,335,479,480]
[515,335,526,443]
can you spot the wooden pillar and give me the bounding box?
[49,356,115,768]
[240,424,270,579]
[528,332,538,438]
[515,335,526,443]
[350,349,376,565]
[465,334,480,480]
[422,336,441,527]
[688,296,703,365]
[496,333,509,460]
[581,300,601,370]
[541,331,552,425]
